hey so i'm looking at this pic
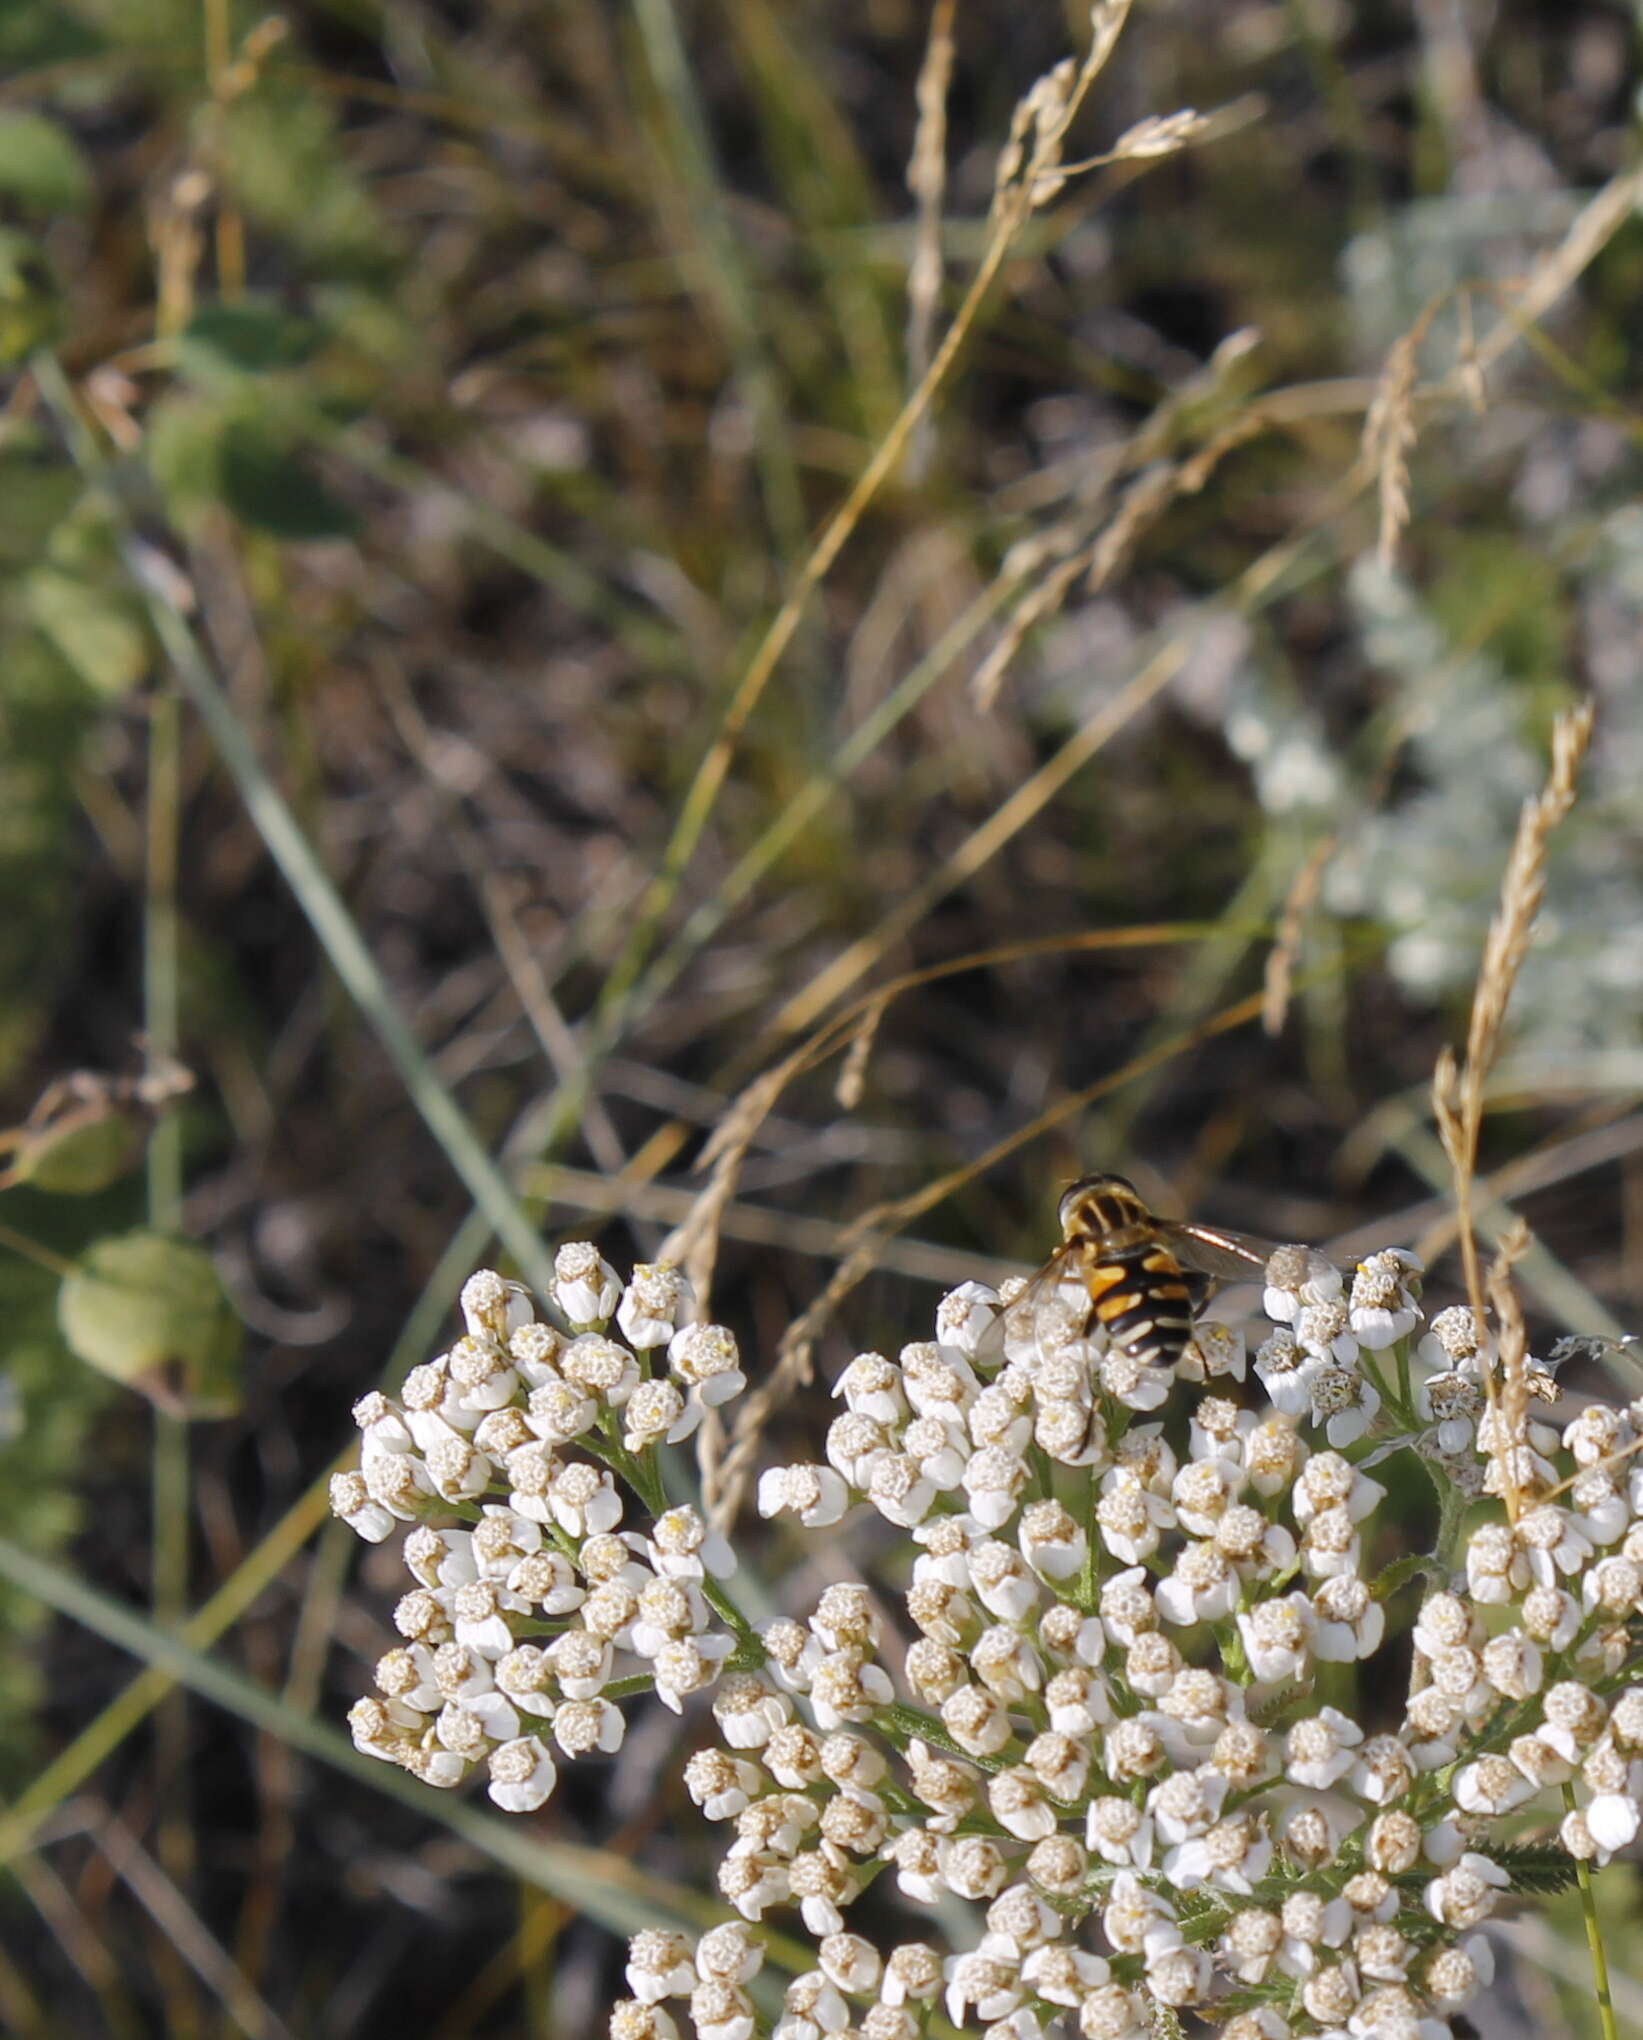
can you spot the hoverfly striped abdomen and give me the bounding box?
[1079,1235,1196,1367]
[1041,1170,1272,1371]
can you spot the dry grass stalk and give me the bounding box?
[1262,831,1338,1037]
[607,2,1144,1027]
[1362,292,1447,571]
[993,2,1133,214]
[1485,1217,1533,1502]
[1469,161,1643,379]
[663,1067,791,1315]
[1455,288,1486,415]
[1350,163,1643,577]
[1262,702,1420,1038]
[835,995,888,1111]
[1086,463,1183,591]
[972,410,1270,713]
[970,549,1089,711]
[903,0,957,483]
[1433,699,1595,1520]
[788,464,1371,1042]
[798,637,1192,1029]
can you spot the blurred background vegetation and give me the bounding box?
[2,0,1643,2032]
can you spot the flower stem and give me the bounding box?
[1564,1783,1619,2040]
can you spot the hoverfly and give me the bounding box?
[1022,1171,1279,1370]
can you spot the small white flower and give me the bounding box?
[1237,1592,1314,1683]
[1099,1346,1173,1410]
[866,1452,938,1527]
[1254,1328,1324,1416]
[1020,1943,1109,2006]
[553,1697,625,1757]
[560,1333,641,1409]
[1295,1299,1359,1369]
[616,1263,692,1349]
[652,1634,735,1713]
[1263,1246,1344,1323]
[1018,1498,1087,1579]
[554,1241,621,1326]
[1179,1320,1247,1382]
[1452,1754,1536,1817]
[935,1282,1006,1365]
[1095,1482,1175,1565]
[646,1504,736,1582]
[460,1268,536,1343]
[487,1734,558,1812]
[1085,1795,1154,1868]
[1311,1574,1385,1661]
[623,1377,701,1450]
[1285,1707,1364,1789]
[758,1463,851,1528]
[684,1749,763,1820]
[831,1351,905,1425]
[329,1469,399,1544]
[944,1948,1025,2025]
[689,1977,755,2040]
[1147,1766,1227,1845]
[668,1323,745,1407]
[1348,1249,1422,1349]
[1583,1790,1642,1860]
[964,1444,1030,1530]
[625,1930,697,2005]
[1099,1566,1157,1646]
[549,1462,624,1538]
[1307,1363,1381,1448]
[825,1410,891,1489]
[1155,1543,1239,1627]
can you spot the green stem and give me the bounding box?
[1564,1783,1619,2040]
[702,1577,758,1645]
[146,679,196,1923]
[1431,1473,1470,1569]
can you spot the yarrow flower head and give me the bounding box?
[336,1257,747,1801]
[335,1219,1643,2040]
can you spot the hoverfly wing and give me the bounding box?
[1007,1242,1081,1315]
[1162,1219,1353,1288]
[1159,1219,1277,1284]
[1005,1241,1093,1346]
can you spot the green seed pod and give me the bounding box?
[58,1230,243,1416]
[4,1102,143,1195]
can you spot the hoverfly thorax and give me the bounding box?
[1058,1172,1151,1244]
[1038,1170,1278,1372]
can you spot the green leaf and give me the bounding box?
[143,390,230,525]
[3,1105,143,1195]
[1371,1551,1444,1601]
[24,567,149,697]
[1493,1840,1581,1894]
[58,1231,243,1417]
[0,227,62,365]
[0,111,93,214]
[0,435,79,563]
[217,418,359,541]
[0,3,105,68]
[179,297,322,379]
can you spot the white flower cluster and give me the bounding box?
[335,1230,1643,2040]
[332,1248,747,1811]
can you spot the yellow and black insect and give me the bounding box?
[1029,1170,1276,1369]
